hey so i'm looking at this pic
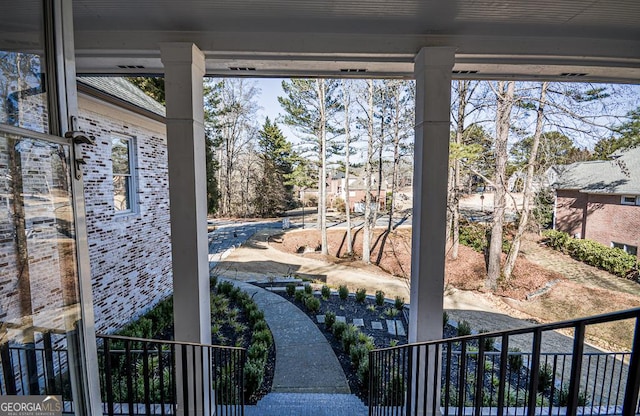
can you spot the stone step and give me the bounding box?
[245,393,367,416]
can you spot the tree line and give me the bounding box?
[128,76,639,291]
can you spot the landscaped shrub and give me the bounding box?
[394,296,405,311]
[243,360,264,399]
[248,309,265,326]
[355,288,367,303]
[218,281,234,295]
[321,285,331,299]
[252,329,273,347]
[338,285,349,300]
[443,311,449,328]
[382,371,406,406]
[375,290,385,306]
[508,347,523,371]
[286,283,296,297]
[252,319,268,332]
[457,320,472,336]
[350,343,370,369]
[384,307,399,318]
[332,321,348,340]
[478,329,496,351]
[543,230,640,281]
[305,296,321,313]
[294,290,306,302]
[304,283,313,294]
[342,324,360,354]
[554,386,590,406]
[325,312,336,329]
[537,363,554,393]
[247,342,268,363]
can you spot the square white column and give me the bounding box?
[409,46,455,416]
[160,42,211,416]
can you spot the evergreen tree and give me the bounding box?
[592,107,640,159]
[254,117,294,216]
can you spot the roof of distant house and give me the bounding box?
[553,146,640,194]
[77,76,166,119]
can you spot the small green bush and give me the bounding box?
[443,311,449,328]
[357,357,369,386]
[321,285,331,299]
[248,309,265,326]
[554,386,590,406]
[384,307,399,318]
[218,281,234,295]
[537,363,554,393]
[457,320,472,336]
[252,319,268,332]
[244,359,264,399]
[341,324,360,354]
[350,343,370,369]
[375,290,385,306]
[394,296,405,311]
[478,329,496,351]
[355,288,367,303]
[508,347,523,371]
[286,283,296,297]
[543,230,639,281]
[338,285,349,300]
[247,342,268,363]
[304,283,313,294]
[305,296,321,313]
[210,275,218,288]
[253,329,273,347]
[325,311,336,329]
[332,321,348,340]
[294,290,306,302]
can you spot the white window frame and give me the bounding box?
[611,242,638,256]
[620,195,638,205]
[111,134,137,214]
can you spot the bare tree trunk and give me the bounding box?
[318,79,329,255]
[362,80,374,264]
[451,80,469,260]
[503,82,548,279]
[374,84,385,227]
[342,80,353,256]
[486,81,514,290]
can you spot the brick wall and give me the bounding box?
[78,94,172,334]
[556,189,640,258]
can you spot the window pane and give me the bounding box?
[0,1,48,133]
[113,174,130,211]
[112,137,130,174]
[627,245,638,257]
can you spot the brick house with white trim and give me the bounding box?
[553,146,640,258]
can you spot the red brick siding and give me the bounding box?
[555,190,640,258]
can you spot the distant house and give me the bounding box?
[328,171,387,212]
[552,146,640,258]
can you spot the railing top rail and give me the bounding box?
[96,333,246,351]
[373,306,640,353]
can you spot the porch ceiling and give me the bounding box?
[70,0,639,81]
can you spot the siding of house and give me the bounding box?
[78,94,172,334]
[556,189,640,258]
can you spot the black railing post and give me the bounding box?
[622,317,640,416]
[0,342,17,394]
[458,341,467,416]
[125,339,134,416]
[497,335,508,416]
[567,323,586,416]
[143,341,151,415]
[527,328,542,416]
[103,339,114,416]
[43,332,56,394]
[474,336,486,416]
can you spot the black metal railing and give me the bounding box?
[97,334,245,416]
[1,329,245,416]
[369,307,640,416]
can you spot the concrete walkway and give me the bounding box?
[229,279,350,394]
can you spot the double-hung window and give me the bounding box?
[112,136,136,213]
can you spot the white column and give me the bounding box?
[409,47,455,416]
[160,42,211,415]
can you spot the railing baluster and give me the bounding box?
[43,332,56,394]
[444,341,452,416]
[143,341,151,415]
[567,323,586,416]
[433,345,441,416]
[104,339,114,416]
[622,317,640,416]
[474,336,486,416]
[458,340,466,416]
[497,335,508,416]
[125,339,134,416]
[405,345,412,416]
[1,341,17,395]
[527,328,542,416]
[158,343,166,416]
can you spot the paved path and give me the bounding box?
[245,393,367,416]
[228,279,350,394]
[207,220,282,267]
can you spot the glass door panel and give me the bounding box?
[0,1,49,134]
[0,129,81,412]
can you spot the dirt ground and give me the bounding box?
[269,228,640,350]
[273,228,562,301]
